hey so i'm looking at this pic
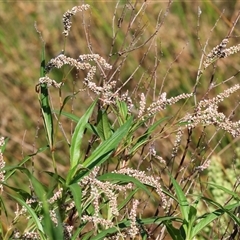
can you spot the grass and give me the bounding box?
[0,1,240,239]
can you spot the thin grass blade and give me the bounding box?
[39,45,54,149]
[130,117,168,154]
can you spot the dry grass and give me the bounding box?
[1,1,240,239]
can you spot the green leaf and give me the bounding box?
[40,84,54,149]
[98,173,152,198]
[169,174,190,222]
[96,110,113,141]
[40,43,45,77]
[92,216,179,240]
[188,205,197,225]
[30,175,47,202]
[41,207,64,240]
[141,233,148,240]
[69,183,82,219]
[116,100,129,125]
[43,171,66,186]
[9,194,44,234]
[130,117,168,154]
[140,216,182,225]
[82,117,132,169]
[81,231,95,240]
[53,110,79,122]
[192,208,223,237]
[70,99,97,170]
[39,46,54,149]
[0,137,8,153]
[71,117,133,183]
[59,94,77,116]
[192,201,240,237]
[4,146,48,181]
[117,188,138,211]
[2,183,32,200]
[0,196,8,219]
[225,209,240,226]
[164,221,185,240]
[169,173,190,237]
[71,227,84,240]
[29,174,64,239]
[204,182,240,200]
[4,167,49,200]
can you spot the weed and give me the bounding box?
[0,2,240,240]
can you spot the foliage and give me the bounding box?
[0,1,240,240]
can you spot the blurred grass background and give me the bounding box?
[1,0,240,225]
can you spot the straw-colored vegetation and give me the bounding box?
[0,1,240,239]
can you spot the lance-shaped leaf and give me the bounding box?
[96,109,113,141]
[39,45,54,149]
[70,99,97,170]
[82,117,132,169]
[70,117,133,184]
